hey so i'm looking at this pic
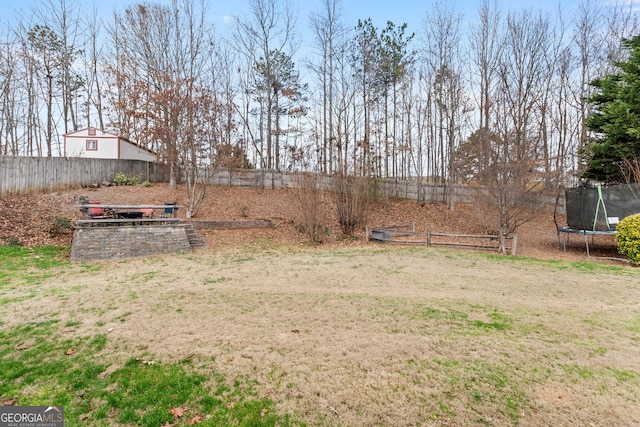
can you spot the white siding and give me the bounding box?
[65,136,119,159]
[120,140,157,162]
[64,128,156,162]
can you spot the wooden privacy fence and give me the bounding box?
[208,169,565,214]
[0,159,564,217]
[0,157,167,198]
[367,223,518,255]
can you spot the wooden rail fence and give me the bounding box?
[367,223,518,255]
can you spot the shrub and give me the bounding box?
[616,213,640,264]
[50,217,73,237]
[292,173,327,243]
[239,205,249,219]
[3,237,22,247]
[332,174,372,237]
[114,172,140,186]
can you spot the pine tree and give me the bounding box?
[584,35,640,183]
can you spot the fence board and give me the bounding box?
[0,160,564,214]
[0,157,165,198]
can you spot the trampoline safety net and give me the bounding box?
[565,183,640,231]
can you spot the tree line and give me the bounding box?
[0,0,638,192]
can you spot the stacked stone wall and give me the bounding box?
[70,225,191,263]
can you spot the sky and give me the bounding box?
[0,0,593,40]
[0,0,636,71]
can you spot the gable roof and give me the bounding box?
[64,127,158,156]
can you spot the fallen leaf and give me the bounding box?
[188,415,204,424]
[170,407,185,418]
[226,401,235,409]
[261,408,268,417]
[3,398,17,406]
[65,348,78,356]
[15,343,28,351]
[62,327,75,333]
[291,329,300,333]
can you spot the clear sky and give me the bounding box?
[0,0,636,61]
[0,0,593,37]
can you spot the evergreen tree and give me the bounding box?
[584,35,640,183]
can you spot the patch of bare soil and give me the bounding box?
[0,183,621,261]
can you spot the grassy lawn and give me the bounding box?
[0,246,301,426]
[1,244,639,426]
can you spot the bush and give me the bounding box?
[616,213,640,264]
[332,174,372,237]
[114,172,140,186]
[2,237,22,247]
[292,173,327,243]
[50,217,73,237]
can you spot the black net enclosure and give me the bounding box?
[565,183,640,231]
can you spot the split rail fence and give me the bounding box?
[367,223,518,255]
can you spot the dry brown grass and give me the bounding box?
[3,244,639,426]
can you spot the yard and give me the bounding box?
[1,243,639,426]
[0,184,636,425]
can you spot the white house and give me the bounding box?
[63,128,157,162]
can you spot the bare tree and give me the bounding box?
[572,0,602,170]
[0,26,20,156]
[457,10,557,253]
[379,21,414,178]
[108,0,215,192]
[421,1,467,208]
[309,0,345,174]
[456,129,552,254]
[469,0,502,131]
[350,18,382,176]
[31,0,84,134]
[233,0,298,170]
[27,24,62,157]
[620,157,640,184]
[82,4,105,129]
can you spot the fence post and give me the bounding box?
[426,230,431,247]
[511,233,518,256]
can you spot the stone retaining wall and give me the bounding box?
[70,225,192,263]
[188,219,274,229]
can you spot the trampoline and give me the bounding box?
[557,183,640,257]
